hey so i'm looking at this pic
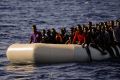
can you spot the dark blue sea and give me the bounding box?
[0,0,120,80]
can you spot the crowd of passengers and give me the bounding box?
[30,20,120,44]
[30,20,120,56]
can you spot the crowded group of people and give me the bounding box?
[30,19,120,58]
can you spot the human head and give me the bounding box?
[61,28,66,35]
[110,20,114,28]
[97,25,101,31]
[88,22,92,29]
[102,25,106,31]
[100,22,104,26]
[51,28,57,37]
[51,28,56,33]
[32,25,37,33]
[70,27,74,33]
[47,29,51,36]
[42,29,46,34]
[83,27,88,33]
[92,27,96,32]
[76,24,82,31]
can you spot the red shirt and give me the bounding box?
[73,31,86,44]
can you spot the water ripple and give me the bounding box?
[0,0,120,80]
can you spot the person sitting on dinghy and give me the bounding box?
[41,29,47,43]
[56,32,63,44]
[51,28,57,44]
[60,28,69,44]
[72,24,86,45]
[114,21,120,47]
[46,29,52,43]
[30,25,42,43]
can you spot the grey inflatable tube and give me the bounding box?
[6,43,110,64]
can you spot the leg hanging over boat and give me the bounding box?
[90,43,107,55]
[85,46,92,62]
[105,47,116,58]
[112,45,120,58]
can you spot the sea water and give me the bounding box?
[0,0,120,80]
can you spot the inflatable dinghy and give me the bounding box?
[6,43,120,64]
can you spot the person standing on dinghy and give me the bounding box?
[30,25,42,43]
